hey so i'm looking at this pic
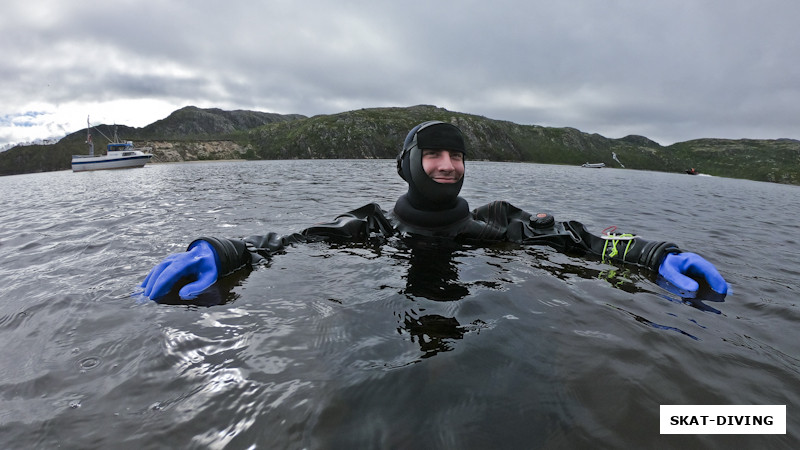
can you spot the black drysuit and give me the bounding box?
[193,201,680,279]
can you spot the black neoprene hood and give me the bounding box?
[396,121,466,210]
[415,122,466,154]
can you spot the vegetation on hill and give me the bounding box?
[665,138,800,184]
[138,106,306,139]
[2,105,798,185]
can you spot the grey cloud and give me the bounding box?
[1,0,799,147]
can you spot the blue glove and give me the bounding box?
[141,241,220,300]
[658,252,728,294]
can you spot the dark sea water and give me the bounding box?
[1,160,798,449]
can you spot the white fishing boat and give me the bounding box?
[72,117,153,172]
[581,162,605,168]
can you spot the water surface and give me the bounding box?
[1,160,797,448]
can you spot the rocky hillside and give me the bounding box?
[138,106,306,139]
[244,105,800,184]
[145,140,249,163]
[2,105,799,185]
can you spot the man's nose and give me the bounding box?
[438,154,454,171]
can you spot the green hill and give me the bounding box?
[2,105,799,185]
[139,106,306,139]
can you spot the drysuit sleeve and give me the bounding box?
[563,221,681,271]
[471,201,680,271]
[190,203,395,276]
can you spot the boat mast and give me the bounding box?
[86,116,94,157]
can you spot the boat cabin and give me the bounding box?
[107,142,135,152]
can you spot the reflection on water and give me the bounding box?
[1,160,799,448]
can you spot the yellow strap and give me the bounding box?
[602,233,636,263]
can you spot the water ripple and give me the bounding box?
[1,161,799,448]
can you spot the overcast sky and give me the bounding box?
[2,0,798,149]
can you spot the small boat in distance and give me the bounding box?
[581,162,605,168]
[72,117,153,172]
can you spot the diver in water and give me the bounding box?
[141,121,728,300]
